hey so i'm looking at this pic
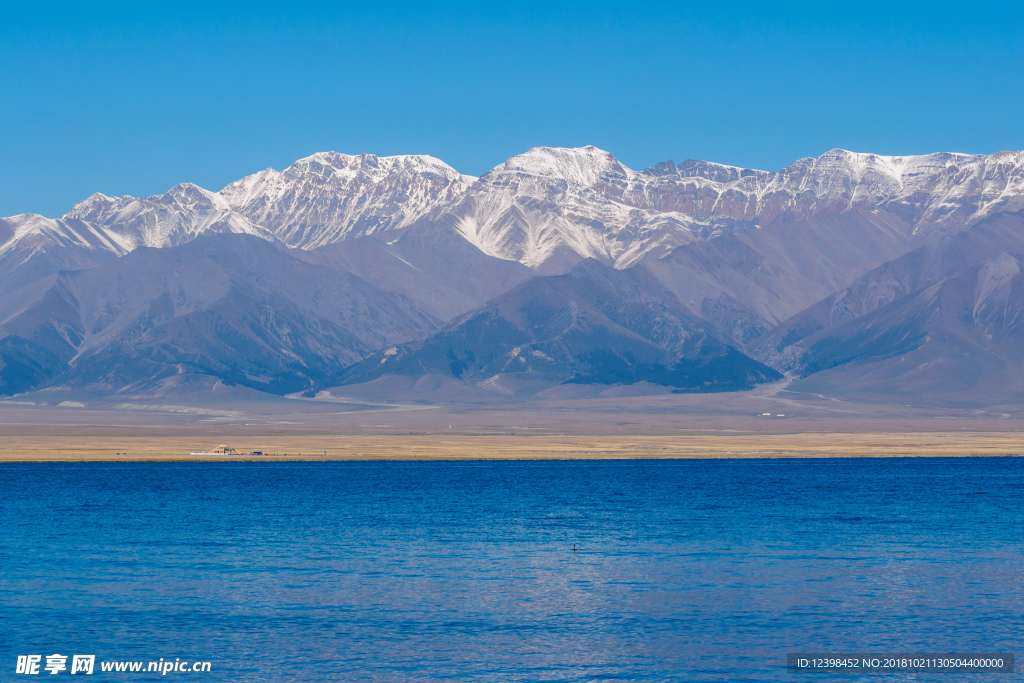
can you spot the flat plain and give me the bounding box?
[2,387,1022,461]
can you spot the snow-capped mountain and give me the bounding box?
[5,144,1024,403]
[65,182,276,249]
[451,146,715,271]
[220,152,475,249]
[7,145,1024,274]
[633,148,1024,231]
[447,146,1024,271]
[8,151,473,259]
[0,214,133,256]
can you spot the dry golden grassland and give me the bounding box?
[0,432,1021,461]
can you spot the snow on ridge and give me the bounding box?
[480,145,1018,220]
[489,145,635,187]
[668,159,770,184]
[624,148,1024,227]
[0,213,134,257]
[216,150,478,249]
[455,145,1024,269]
[59,180,273,251]
[216,151,473,218]
[6,146,1024,273]
[287,151,468,181]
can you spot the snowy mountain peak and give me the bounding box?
[0,213,133,259]
[67,192,129,218]
[217,151,475,249]
[165,182,226,205]
[68,183,230,224]
[63,181,271,250]
[286,151,466,181]
[488,146,633,186]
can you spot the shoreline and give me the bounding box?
[0,432,1021,462]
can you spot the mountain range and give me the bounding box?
[3,145,1024,406]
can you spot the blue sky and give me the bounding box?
[2,1,1023,217]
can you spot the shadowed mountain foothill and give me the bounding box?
[328,260,780,393]
[755,211,1024,404]
[0,234,438,395]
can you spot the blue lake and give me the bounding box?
[1,458,1021,681]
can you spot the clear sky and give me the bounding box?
[2,1,1023,217]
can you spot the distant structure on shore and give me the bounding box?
[189,445,265,456]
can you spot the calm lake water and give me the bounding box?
[1,459,1021,681]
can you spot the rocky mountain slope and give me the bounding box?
[0,215,129,294]
[645,210,912,345]
[750,210,1024,403]
[0,234,438,395]
[780,250,1024,405]
[329,260,779,392]
[297,223,534,321]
